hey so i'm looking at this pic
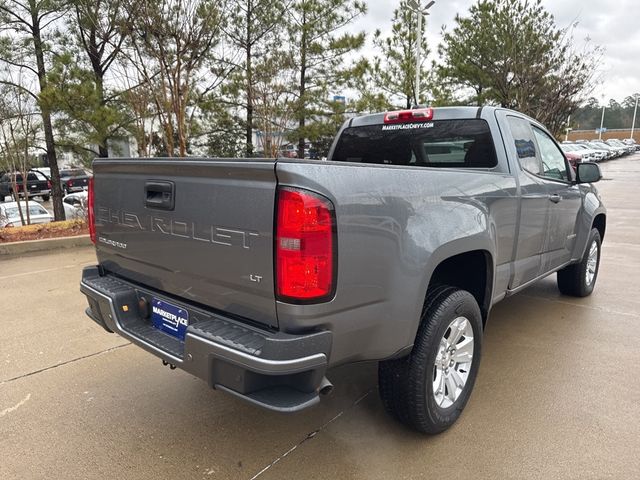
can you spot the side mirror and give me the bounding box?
[576,162,602,184]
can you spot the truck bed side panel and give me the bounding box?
[275,160,518,365]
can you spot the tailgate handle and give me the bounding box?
[145,180,175,210]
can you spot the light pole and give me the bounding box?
[599,102,606,140]
[407,0,435,106]
[631,94,639,140]
[565,115,572,142]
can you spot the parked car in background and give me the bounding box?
[606,139,635,155]
[564,151,581,169]
[59,168,92,194]
[622,139,640,151]
[32,167,51,179]
[571,143,606,162]
[63,191,88,220]
[0,201,53,227]
[589,141,622,158]
[0,171,51,202]
[560,143,597,162]
[599,140,627,156]
[279,144,298,158]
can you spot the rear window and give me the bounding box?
[331,119,498,168]
[60,169,86,177]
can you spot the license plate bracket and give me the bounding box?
[151,298,189,341]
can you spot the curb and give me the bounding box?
[0,235,92,257]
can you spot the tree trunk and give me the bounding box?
[98,144,109,157]
[297,88,305,159]
[246,46,254,156]
[297,14,307,160]
[31,3,64,220]
[245,3,254,157]
[95,75,109,158]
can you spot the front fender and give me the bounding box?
[573,185,606,261]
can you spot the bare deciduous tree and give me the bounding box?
[122,0,226,157]
[0,0,67,219]
[0,79,41,225]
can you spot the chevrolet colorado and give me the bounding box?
[80,106,606,433]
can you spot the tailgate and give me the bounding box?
[71,176,89,188]
[93,158,278,328]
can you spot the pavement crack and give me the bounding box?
[0,263,85,281]
[0,393,31,417]
[248,388,374,480]
[0,343,130,386]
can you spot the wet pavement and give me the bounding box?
[1,155,639,479]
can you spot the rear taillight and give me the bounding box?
[88,177,96,244]
[47,180,52,189]
[276,187,336,302]
[67,180,73,187]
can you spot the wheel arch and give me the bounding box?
[423,246,495,327]
[593,213,606,241]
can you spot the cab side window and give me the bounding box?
[532,127,569,181]
[507,116,541,175]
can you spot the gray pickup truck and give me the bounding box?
[80,106,606,433]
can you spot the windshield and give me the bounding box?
[331,119,498,168]
[4,204,49,219]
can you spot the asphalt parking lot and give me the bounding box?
[2,155,640,480]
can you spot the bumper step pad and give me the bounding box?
[80,267,332,412]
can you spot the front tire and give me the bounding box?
[379,286,483,433]
[557,228,601,297]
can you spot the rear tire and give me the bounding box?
[378,286,483,433]
[41,195,50,201]
[557,228,601,297]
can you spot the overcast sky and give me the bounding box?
[352,0,640,103]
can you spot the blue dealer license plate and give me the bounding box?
[151,298,189,341]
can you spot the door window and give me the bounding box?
[532,127,569,181]
[506,116,541,175]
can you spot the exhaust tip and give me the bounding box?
[318,377,334,396]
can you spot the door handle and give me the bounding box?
[548,194,561,204]
[145,180,175,210]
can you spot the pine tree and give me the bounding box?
[46,0,131,158]
[438,0,602,134]
[371,0,430,109]
[0,0,68,220]
[286,0,366,158]
[223,0,286,156]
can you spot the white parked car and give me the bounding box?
[622,139,639,151]
[63,191,88,220]
[560,143,597,162]
[570,143,606,162]
[0,201,53,227]
[584,141,617,159]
